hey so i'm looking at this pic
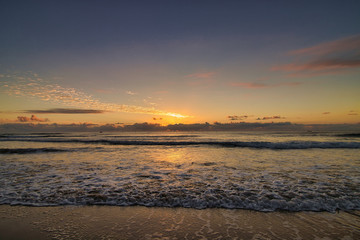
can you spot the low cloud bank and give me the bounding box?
[1,122,359,133]
[24,108,105,114]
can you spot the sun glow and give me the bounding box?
[0,73,191,120]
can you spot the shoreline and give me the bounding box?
[1,205,359,239]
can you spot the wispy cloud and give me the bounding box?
[126,90,137,95]
[272,34,360,77]
[24,108,106,114]
[348,110,358,116]
[229,82,302,89]
[187,78,216,87]
[322,112,331,115]
[17,115,49,122]
[185,71,216,87]
[271,59,360,72]
[289,35,360,56]
[185,72,216,79]
[143,97,157,106]
[0,73,189,118]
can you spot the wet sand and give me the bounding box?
[0,205,359,239]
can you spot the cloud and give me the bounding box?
[322,112,331,115]
[0,73,189,118]
[187,78,216,87]
[3,122,359,133]
[17,115,49,122]
[229,82,302,89]
[284,70,347,78]
[348,113,358,116]
[24,108,106,114]
[185,72,216,79]
[230,82,267,88]
[257,116,285,120]
[185,72,216,87]
[271,58,360,72]
[126,91,137,95]
[289,35,360,56]
[227,115,248,121]
[143,97,157,106]
[272,35,360,77]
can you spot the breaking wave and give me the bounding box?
[1,138,360,149]
[0,148,73,154]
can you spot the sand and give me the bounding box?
[0,205,359,239]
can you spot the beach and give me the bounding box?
[1,205,359,239]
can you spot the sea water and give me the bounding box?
[0,131,359,212]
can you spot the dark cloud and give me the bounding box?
[227,115,248,121]
[1,122,360,133]
[25,108,106,114]
[17,115,49,122]
[322,112,331,115]
[257,116,285,120]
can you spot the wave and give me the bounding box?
[104,135,200,138]
[336,133,360,137]
[2,187,359,212]
[1,138,360,149]
[0,134,85,139]
[0,148,73,154]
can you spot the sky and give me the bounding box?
[1,0,360,127]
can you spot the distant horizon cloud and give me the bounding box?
[257,116,285,120]
[1,121,359,133]
[322,112,331,115]
[24,108,106,114]
[17,115,49,122]
[227,115,248,121]
[348,110,358,116]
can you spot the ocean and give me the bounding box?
[1,131,359,212]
